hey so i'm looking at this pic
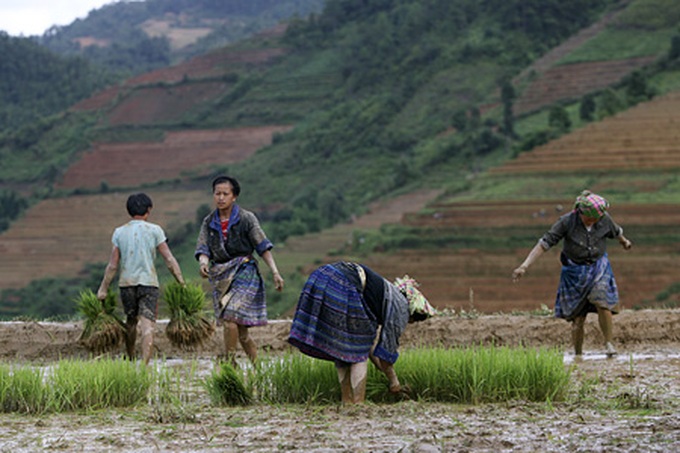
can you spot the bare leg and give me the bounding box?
[238,325,258,365]
[349,361,368,404]
[597,307,617,356]
[125,316,138,361]
[222,322,239,366]
[139,316,155,365]
[571,316,585,355]
[596,307,613,343]
[336,365,352,404]
[336,362,368,404]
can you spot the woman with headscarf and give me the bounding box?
[288,262,436,404]
[512,190,633,357]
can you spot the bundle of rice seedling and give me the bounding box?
[206,362,252,406]
[164,282,215,349]
[76,289,125,354]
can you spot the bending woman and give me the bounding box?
[195,176,284,365]
[288,262,436,404]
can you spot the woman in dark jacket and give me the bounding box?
[195,176,284,365]
[512,190,633,357]
[288,262,435,404]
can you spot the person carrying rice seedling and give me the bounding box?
[288,262,436,404]
[195,175,284,367]
[97,193,186,365]
[512,190,633,358]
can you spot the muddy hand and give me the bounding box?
[273,272,285,291]
[512,266,526,283]
[390,383,412,400]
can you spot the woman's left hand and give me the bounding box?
[620,237,633,250]
[273,272,285,291]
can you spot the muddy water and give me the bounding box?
[1,345,679,452]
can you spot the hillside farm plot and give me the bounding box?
[513,56,656,115]
[104,82,232,126]
[494,91,680,174]
[0,190,206,290]
[57,125,292,190]
[124,46,288,86]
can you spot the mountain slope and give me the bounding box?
[2,0,680,319]
[40,0,325,75]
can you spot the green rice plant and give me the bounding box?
[1,366,49,414]
[0,364,9,410]
[164,282,215,349]
[49,358,151,411]
[250,353,339,405]
[250,346,569,405]
[205,361,253,406]
[149,361,199,423]
[76,289,125,354]
[367,346,570,404]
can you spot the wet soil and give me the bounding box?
[0,310,679,452]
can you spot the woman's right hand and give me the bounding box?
[198,255,210,278]
[512,265,527,283]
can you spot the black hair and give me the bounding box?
[212,175,240,196]
[126,193,153,217]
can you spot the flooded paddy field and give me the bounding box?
[0,311,679,452]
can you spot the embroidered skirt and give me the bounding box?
[288,263,377,365]
[554,253,620,320]
[209,256,267,326]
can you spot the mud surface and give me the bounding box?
[1,310,679,452]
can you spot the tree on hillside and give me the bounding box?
[579,94,596,121]
[0,190,27,233]
[500,80,516,138]
[670,33,680,60]
[548,105,571,133]
[625,71,654,104]
[598,88,624,118]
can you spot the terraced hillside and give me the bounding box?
[513,56,656,115]
[57,125,291,190]
[70,26,289,113]
[494,91,680,174]
[351,91,680,314]
[510,5,659,114]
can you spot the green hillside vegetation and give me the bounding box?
[0,33,115,133]
[40,0,325,76]
[2,0,680,319]
[558,0,680,64]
